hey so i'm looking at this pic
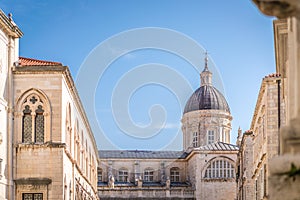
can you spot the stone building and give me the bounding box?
[0,10,22,200]
[237,0,300,197]
[236,72,286,200]
[98,56,239,200]
[0,9,99,200]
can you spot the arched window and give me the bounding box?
[74,119,80,163]
[118,168,128,182]
[65,103,72,152]
[21,94,46,143]
[144,168,154,182]
[170,167,180,182]
[204,158,235,179]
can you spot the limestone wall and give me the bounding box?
[15,145,64,200]
[12,67,99,199]
[182,110,232,150]
[188,151,237,200]
[0,10,21,200]
[237,74,286,200]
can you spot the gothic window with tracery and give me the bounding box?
[21,95,45,143]
[204,158,235,179]
[35,105,44,143]
[22,105,32,143]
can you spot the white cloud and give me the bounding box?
[155,122,180,129]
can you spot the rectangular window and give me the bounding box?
[170,169,180,182]
[144,170,154,182]
[22,193,43,200]
[118,170,128,182]
[262,116,265,139]
[264,164,267,197]
[208,130,215,144]
[98,168,102,182]
[192,132,198,147]
[0,158,2,179]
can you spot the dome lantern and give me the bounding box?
[200,51,212,86]
[183,52,230,114]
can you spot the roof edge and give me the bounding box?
[0,9,23,37]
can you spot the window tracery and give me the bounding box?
[204,158,235,179]
[21,95,45,143]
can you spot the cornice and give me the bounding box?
[250,76,281,130]
[62,67,99,157]
[253,0,300,19]
[0,9,23,38]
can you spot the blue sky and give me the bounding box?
[1,1,276,150]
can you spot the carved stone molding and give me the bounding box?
[253,0,300,18]
[281,115,300,154]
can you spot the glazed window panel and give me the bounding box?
[21,95,46,143]
[208,130,215,144]
[22,105,32,143]
[204,159,235,179]
[35,105,44,143]
[192,132,198,147]
[144,169,154,182]
[170,167,180,182]
[97,168,102,182]
[118,169,128,182]
[22,193,43,200]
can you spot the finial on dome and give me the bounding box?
[203,50,209,72]
[200,50,212,86]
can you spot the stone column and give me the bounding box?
[252,1,300,199]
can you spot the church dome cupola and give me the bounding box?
[181,52,232,150]
[183,53,230,114]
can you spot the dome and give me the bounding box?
[183,85,230,114]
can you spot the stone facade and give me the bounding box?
[0,9,99,200]
[98,144,238,200]
[236,73,286,200]
[238,0,300,198]
[181,109,232,149]
[0,10,22,200]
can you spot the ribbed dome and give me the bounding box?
[183,85,230,114]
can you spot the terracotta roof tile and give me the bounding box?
[265,73,281,78]
[19,57,62,66]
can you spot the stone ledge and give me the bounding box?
[15,141,66,149]
[15,177,52,185]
